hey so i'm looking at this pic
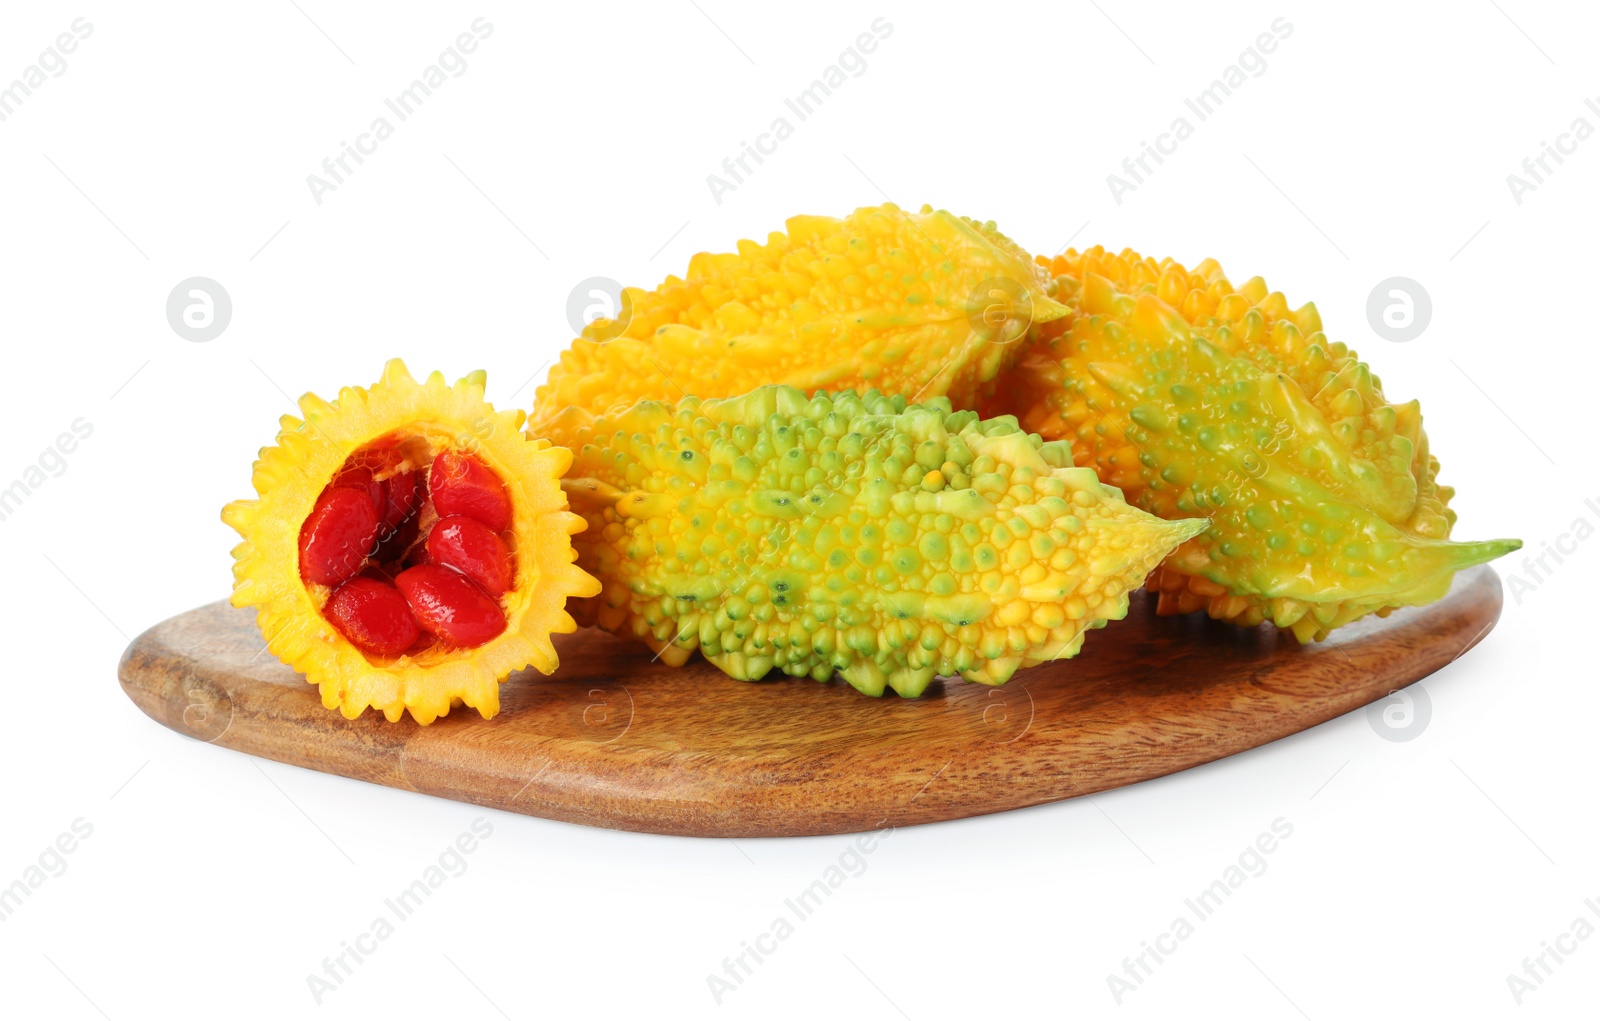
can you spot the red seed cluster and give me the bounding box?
[297,445,514,656]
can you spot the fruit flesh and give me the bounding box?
[531,203,1068,433]
[554,385,1207,696]
[987,248,1519,640]
[295,442,516,657]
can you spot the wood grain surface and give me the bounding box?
[117,567,1503,837]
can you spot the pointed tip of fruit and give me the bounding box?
[1169,516,1212,544]
[1451,536,1522,568]
[1125,515,1210,570]
[1032,290,1072,323]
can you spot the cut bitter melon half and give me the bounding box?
[552,385,1207,697]
[223,360,598,724]
[987,247,1520,640]
[530,203,1068,431]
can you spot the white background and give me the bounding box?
[0,1,1593,1017]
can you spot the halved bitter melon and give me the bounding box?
[223,360,598,724]
[530,203,1068,432]
[553,385,1206,696]
[988,248,1519,640]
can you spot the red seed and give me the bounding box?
[429,451,510,532]
[427,515,514,596]
[299,487,379,586]
[379,470,424,532]
[395,565,506,648]
[333,465,385,512]
[324,576,420,656]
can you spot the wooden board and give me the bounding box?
[118,567,1503,837]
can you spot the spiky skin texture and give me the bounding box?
[530,203,1067,432]
[552,385,1206,697]
[986,248,1519,641]
[222,360,599,724]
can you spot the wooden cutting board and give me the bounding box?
[118,567,1502,837]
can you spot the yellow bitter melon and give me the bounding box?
[223,360,599,724]
[989,248,1519,641]
[550,385,1207,696]
[530,203,1067,432]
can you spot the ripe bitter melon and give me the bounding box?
[549,385,1207,696]
[223,360,599,724]
[530,203,1067,432]
[987,248,1519,641]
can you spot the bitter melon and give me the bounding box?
[987,247,1519,641]
[223,360,599,724]
[551,385,1207,696]
[530,203,1066,432]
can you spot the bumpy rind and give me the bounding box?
[222,359,599,724]
[552,385,1205,696]
[988,248,1519,641]
[530,203,1067,431]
